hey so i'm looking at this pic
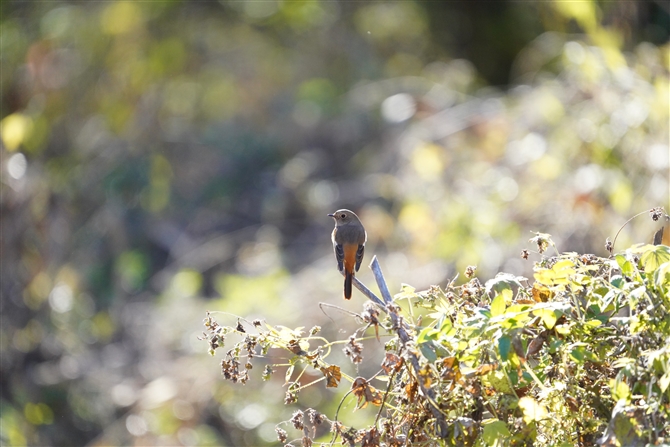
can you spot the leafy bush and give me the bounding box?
[203,211,670,446]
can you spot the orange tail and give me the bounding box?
[344,271,353,300]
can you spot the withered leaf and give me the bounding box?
[361,427,380,447]
[381,353,402,374]
[532,283,552,302]
[464,380,481,396]
[442,357,458,369]
[440,357,462,382]
[566,395,579,412]
[474,363,497,376]
[515,385,530,397]
[351,377,383,409]
[320,365,342,388]
[418,364,433,388]
[526,334,546,358]
[287,339,305,355]
[405,379,418,401]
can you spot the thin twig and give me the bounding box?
[375,369,396,427]
[318,302,359,322]
[610,209,649,254]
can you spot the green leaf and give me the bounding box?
[505,304,533,314]
[482,420,510,445]
[615,254,635,277]
[491,293,507,317]
[498,335,511,361]
[494,302,533,329]
[394,283,418,300]
[438,317,453,335]
[533,269,555,286]
[534,259,576,285]
[600,289,619,312]
[569,344,599,363]
[640,245,670,273]
[570,347,584,363]
[629,315,644,334]
[654,261,670,290]
[419,342,437,363]
[555,323,572,335]
[548,338,564,353]
[611,357,636,369]
[417,326,439,344]
[610,378,631,402]
[659,373,670,393]
[486,370,513,394]
[485,273,523,297]
[533,308,561,329]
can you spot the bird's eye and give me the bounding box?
[341,214,346,219]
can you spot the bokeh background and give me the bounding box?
[1,1,668,446]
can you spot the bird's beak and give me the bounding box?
[327,213,335,217]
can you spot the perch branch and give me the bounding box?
[334,256,448,436]
[369,256,449,438]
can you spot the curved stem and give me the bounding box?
[611,209,649,254]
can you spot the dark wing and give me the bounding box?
[334,244,344,272]
[354,244,365,272]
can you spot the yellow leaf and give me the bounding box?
[491,293,507,317]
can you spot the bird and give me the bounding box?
[328,209,367,299]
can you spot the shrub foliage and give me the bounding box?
[202,213,670,446]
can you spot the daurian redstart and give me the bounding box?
[329,209,366,299]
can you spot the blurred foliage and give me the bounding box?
[1,0,668,446]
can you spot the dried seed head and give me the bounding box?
[343,336,364,365]
[650,207,664,222]
[291,410,304,430]
[236,320,245,333]
[275,427,288,443]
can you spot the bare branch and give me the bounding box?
[370,256,393,305]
